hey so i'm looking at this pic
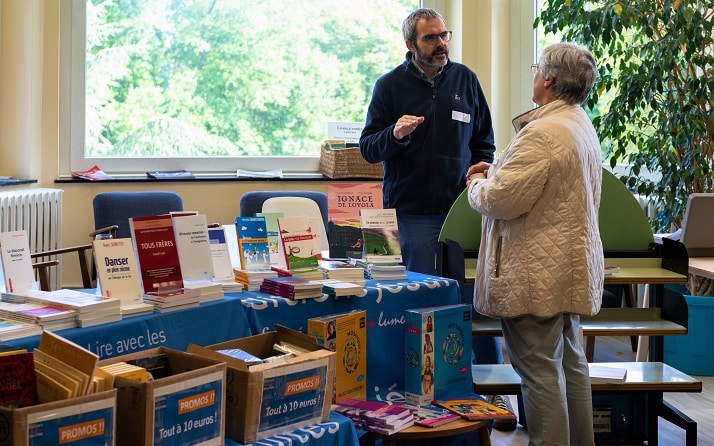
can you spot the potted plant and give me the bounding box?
[536,0,714,234]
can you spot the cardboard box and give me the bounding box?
[307,310,367,402]
[404,304,472,406]
[0,389,116,446]
[97,347,226,445]
[187,325,335,444]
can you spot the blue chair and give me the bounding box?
[92,191,184,239]
[239,190,328,230]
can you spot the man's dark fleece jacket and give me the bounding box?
[360,52,495,215]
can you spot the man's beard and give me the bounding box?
[414,45,449,68]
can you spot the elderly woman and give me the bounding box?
[466,42,604,446]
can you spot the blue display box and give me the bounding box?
[664,293,714,376]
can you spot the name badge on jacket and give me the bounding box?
[452,110,471,123]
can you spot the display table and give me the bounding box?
[226,411,360,446]
[7,294,252,358]
[236,272,462,399]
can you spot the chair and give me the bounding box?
[92,191,184,239]
[31,244,94,290]
[239,190,329,252]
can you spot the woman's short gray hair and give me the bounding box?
[402,8,446,43]
[538,42,598,105]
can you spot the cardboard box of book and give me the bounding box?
[404,304,473,406]
[0,390,117,446]
[186,325,336,444]
[307,310,367,402]
[97,347,226,446]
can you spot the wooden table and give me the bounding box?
[688,257,714,280]
[472,362,701,446]
[365,418,491,446]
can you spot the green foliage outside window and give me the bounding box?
[86,0,417,159]
[537,0,714,232]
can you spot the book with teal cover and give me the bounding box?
[235,216,271,271]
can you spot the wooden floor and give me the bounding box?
[490,336,714,445]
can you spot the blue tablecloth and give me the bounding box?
[7,294,252,358]
[226,411,359,446]
[237,272,461,400]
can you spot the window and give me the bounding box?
[60,1,419,175]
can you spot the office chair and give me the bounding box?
[92,191,184,239]
[239,190,329,252]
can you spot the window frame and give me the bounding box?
[59,0,396,176]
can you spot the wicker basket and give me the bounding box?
[319,143,383,179]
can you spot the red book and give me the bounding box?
[0,351,39,408]
[129,215,184,294]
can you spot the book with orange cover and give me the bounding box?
[432,396,517,421]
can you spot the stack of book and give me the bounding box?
[0,301,77,331]
[314,279,364,298]
[0,317,43,341]
[143,287,201,313]
[234,268,278,291]
[348,258,407,280]
[19,289,122,328]
[332,398,414,435]
[318,260,366,285]
[259,276,324,300]
[402,403,461,428]
[97,361,149,383]
[183,279,225,303]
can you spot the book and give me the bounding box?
[71,164,113,181]
[255,212,285,268]
[332,398,414,434]
[171,213,215,281]
[432,396,517,421]
[318,259,366,285]
[236,216,271,271]
[207,227,235,283]
[92,237,153,316]
[403,403,461,428]
[259,276,324,300]
[0,350,39,408]
[222,224,242,270]
[129,214,184,294]
[146,170,195,179]
[277,215,322,275]
[404,304,472,406]
[314,279,364,298]
[588,363,628,384]
[125,353,172,380]
[359,208,402,264]
[0,230,36,293]
[327,182,383,259]
[36,330,99,398]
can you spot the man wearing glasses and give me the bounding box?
[360,7,514,433]
[360,7,494,277]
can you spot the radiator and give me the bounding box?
[0,188,64,289]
